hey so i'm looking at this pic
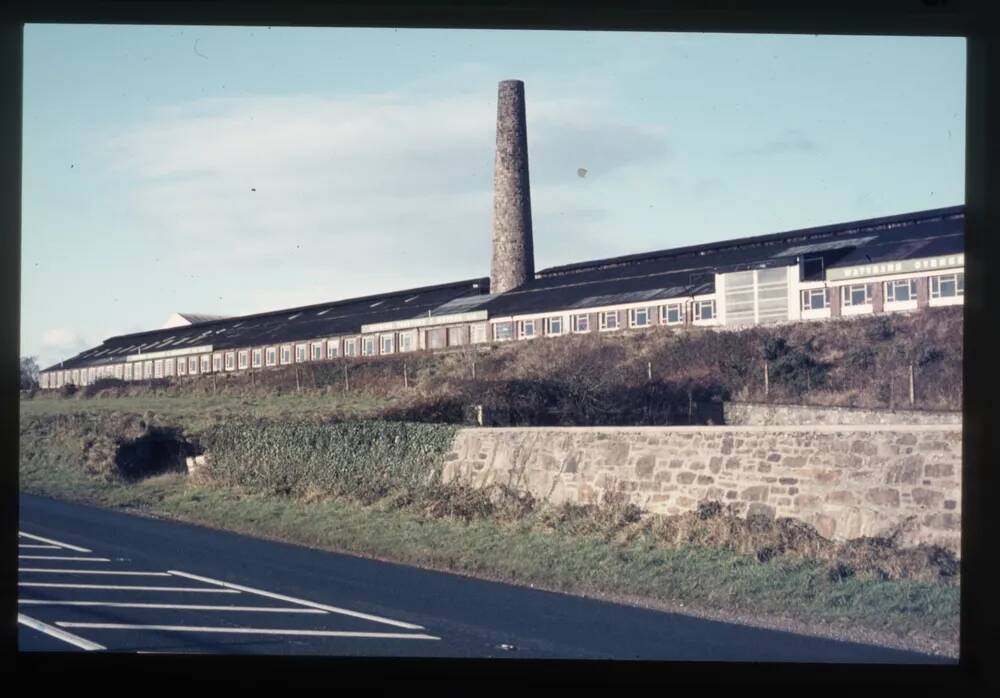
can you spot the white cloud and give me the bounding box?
[101,87,671,311]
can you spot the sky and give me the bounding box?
[20,25,965,370]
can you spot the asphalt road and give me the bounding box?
[17,493,952,662]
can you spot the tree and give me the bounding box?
[20,356,40,391]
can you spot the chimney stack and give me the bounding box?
[490,80,535,295]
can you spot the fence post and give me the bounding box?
[764,361,769,400]
[295,366,300,393]
[647,361,652,381]
[343,362,349,392]
[404,362,408,389]
[909,363,915,406]
[471,358,476,381]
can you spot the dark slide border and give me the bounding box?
[3,0,997,689]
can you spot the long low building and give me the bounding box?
[39,204,964,390]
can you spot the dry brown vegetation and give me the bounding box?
[48,306,962,426]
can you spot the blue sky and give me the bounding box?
[21,25,965,369]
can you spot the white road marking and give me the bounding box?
[18,556,110,562]
[18,613,105,651]
[19,544,61,549]
[57,622,440,640]
[167,570,425,631]
[19,582,241,593]
[18,600,325,613]
[19,569,172,576]
[19,531,92,553]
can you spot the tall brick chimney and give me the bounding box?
[490,79,535,295]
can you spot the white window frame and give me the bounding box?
[694,300,716,322]
[801,288,830,311]
[344,338,358,357]
[399,330,417,353]
[295,344,308,363]
[493,322,513,341]
[571,314,590,333]
[660,304,683,325]
[280,345,293,365]
[225,352,236,371]
[153,360,164,379]
[519,319,536,339]
[380,334,395,354]
[841,284,873,314]
[545,316,563,336]
[599,311,620,331]
[311,342,324,361]
[177,359,187,376]
[252,348,263,368]
[470,324,488,344]
[187,357,198,375]
[266,347,277,367]
[238,350,249,370]
[930,273,964,302]
[885,278,918,304]
[362,336,376,356]
[327,339,339,359]
[213,354,224,372]
[164,358,175,377]
[628,307,650,328]
[143,362,153,379]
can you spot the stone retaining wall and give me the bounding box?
[440,425,962,554]
[723,402,962,426]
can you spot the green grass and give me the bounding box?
[19,390,397,433]
[19,431,959,658]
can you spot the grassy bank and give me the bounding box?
[19,411,960,658]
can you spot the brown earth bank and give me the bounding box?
[32,305,962,426]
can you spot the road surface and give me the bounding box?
[17,493,952,661]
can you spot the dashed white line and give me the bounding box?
[19,582,241,593]
[167,570,425,630]
[19,531,92,553]
[56,622,440,640]
[18,613,105,651]
[18,600,325,613]
[19,569,172,576]
[18,556,110,562]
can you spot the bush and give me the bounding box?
[202,418,458,500]
[60,383,78,398]
[83,377,127,398]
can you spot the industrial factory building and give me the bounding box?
[38,81,965,390]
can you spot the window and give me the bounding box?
[164,359,174,377]
[660,304,683,324]
[252,349,262,368]
[695,300,716,321]
[213,354,223,372]
[930,273,964,299]
[362,336,375,356]
[448,327,465,346]
[599,311,619,330]
[238,350,249,370]
[520,319,536,338]
[470,324,488,343]
[187,357,198,375]
[201,355,211,373]
[153,360,164,378]
[312,342,324,361]
[344,338,358,357]
[628,307,650,328]
[885,278,918,303]
[225,352,236,371]
[493,322,513,341]
[842,284,871,307]
[399,331,416,352]
[802,256,825,281]
[381,334,395,354]
[801,288,829,311]
[295,344,307,362]
[281,346,292,364]
[123,364,132,381]
[143,362,153,379]
[114,364,123,380]
[571,314,590,333]
[266,347,277,366]
[327,339,339,358]
[545,316,562,335]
